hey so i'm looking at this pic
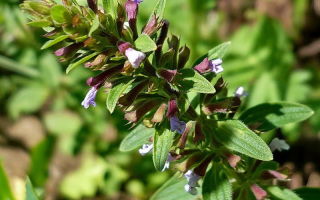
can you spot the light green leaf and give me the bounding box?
[66,52,99,74]
[0,55,39,78]
[208,41,231,59]
[106,80,134,113]
[41,35,69,50]
[0,161,15,200]
[88,16,100,36]
[26,178,39,200]
[149,0,167,21]
[179,69,216,94]
[153,129,175,171]
[102,0,118,19]
[135,34,157,52]
[202,163,232,200]
[294,187,320,200]
[268,186,302,200]
[214,120,273,161]
[239,102,314,132]
[151,173,199,200]
[44,110,82,136]
[50,5,71,24]
[119,125,154,152]
[27,20,52,28]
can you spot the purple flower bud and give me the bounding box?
[87,0,98,13]
[87,65,123,88]
[166,99,178,117]
[194,58,211,74]
[125,48,146,68]
[117,41,132,54]
[170,116,186,134]
[158,69,177,82]
[54,43,83,57]
[226,153,241,168]
[125,1,138,21]
[210,58,223,74]
[265,170,288,180]
[81,87,98,109]
[250,184,267,200]
[143,15,159,35]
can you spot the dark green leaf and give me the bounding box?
[50,5,71,24]
[135,34,157,52]
[202,163,232,200]
[41,35,69,50]
[214,120,273,161]
[294,187,320,200]
[0,161,15,200]
[153,129,175,171]
[106,80,134,113]
[119,125,154,152]
[179,69,215,94]
[151,173,198,200]
[239,102,314,132]
[66,52,99,74]
[88,16,100,36]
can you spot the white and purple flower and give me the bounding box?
[138,143,153,156]
[81,87,98,109]
[184,170,201,195]
[210,58,223,74]
[162,153,174,171]
[234,86,248,98]
[125,48,146,68]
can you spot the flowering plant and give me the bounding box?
[21,0,314,199]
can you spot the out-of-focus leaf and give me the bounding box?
[102,0,118,19]
[214,120,273,161]
[41,35,69,50]
[26,177,39,200]
[153,129,174,171]
[66,52,99,74]
[27,20,52,28]
[135,34,157,52]
[239,102,314,132]
[50,5,71,24]
[285,70,311,102]
[0,161,15,200]
[179,69,215,94]
[119,125,154,152]
[44,110,82,135]
[0,55,39,77]
[106,80,134,113]
[88,16,100,36]
[149,0,167,20]
[39,52,62,88]
[202,163,232,200]
[267,186,302,200]
[150,173,199,200]
[8,85,49,119]
[208,41,231,60]
[294,187,320,200]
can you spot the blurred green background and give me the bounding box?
[1,0,320,199]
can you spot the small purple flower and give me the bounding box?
[210,58,223,74]
[81,87,98,109]
[138,143,153,156]
[170,116,186,134]
[184,170,201,195]
[125,48,146,68]
[132,0,143,3]
[162,153,174,171]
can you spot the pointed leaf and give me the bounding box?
[135,34,157,52]
[102,0,118,19]
[0,161,15,200]
[66,52,99,74]
[214,120,273,161]
[202,163,232,200]
[208,41,231,59]
[26,178,39,200]
[119,125,154,152]
[153,129,175,171]
[179,69,215,94]
[149,0,167,21]
[41,35,69,50]
[239,102,314,132]
[106,80,134,113]
[267,186,302,200]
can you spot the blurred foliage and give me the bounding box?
[0,0,320,199]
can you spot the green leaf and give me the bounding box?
[106,80,134,113]
[26,178,39,200]
[0,55,39,78]
[27,20,52,28]
[119,125,154,152]
[0,161,15,200]
[239,102,314,132]
[252,161,278,179]
[153,129,175,171]
[202,163,232,200]
[268,186,302,200]
[179,69,215,94]
[214,120,273,161]
[151,173,198,200]
[208,41,231,59]
[88,16,100,36]
[102,0,118,19]
[149,0,167,21]
[294,187,320,200]
[50,5,71,24]
[66,52,99,74]
[41,35,69,50]
[135,34,157,52]
[44,111,82,136]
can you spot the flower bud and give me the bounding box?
[178,45,190,69]
[194,58,211,74]
[54,43,83,57]
[125,100,160,123]
[158,69,177,83]
[226,153,241,168]
[194,122,205,143]
[86,65,123,88]
[250,184,267,200]
[143,15,160,36]
[151,103,167,123]
[87,0,98,13]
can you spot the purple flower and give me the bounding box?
[125,48,146,68]
[184,170,201,195]
[170,116,186,134]
[132,0,143,3]
[210,58,223,74]
[138,143,153,156]
[162,153,174,171]
[81,87,98,109]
